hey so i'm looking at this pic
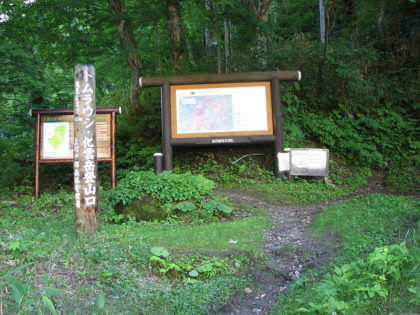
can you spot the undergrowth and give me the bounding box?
[274,194,420,314]
[174,154,372,204]
[0,189,262,314]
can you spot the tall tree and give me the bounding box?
[166,0,185,71]
[108,0,144,114]
[249,0,270,65]
[318,0,335,84]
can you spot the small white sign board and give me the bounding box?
[277,152,290,172]
[277,148,329,177]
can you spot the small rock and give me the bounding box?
[261,294,266,298]
[245,288,253,294]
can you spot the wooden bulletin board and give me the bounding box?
[39,114,112,162]
[32,107,120,198]
[139,71,302,177]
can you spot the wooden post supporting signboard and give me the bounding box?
[162,81,173,171]
[271,77,285,179]
[73,64,100,234]
[34,113,41,198]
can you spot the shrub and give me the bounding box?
[107,171,215,221]
[109,171,215,207]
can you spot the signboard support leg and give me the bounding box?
[162,81,173,171]
[111,111,117,189]
[271,77,285,179]
[34,113,41,199]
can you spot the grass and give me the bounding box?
[176,156,372,204]
[0,190,266,314]
[138,216,269,254]
[1,161,418,314]
[273,194,420,314]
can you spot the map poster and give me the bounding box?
[42,122,70,158]
[40,114,111,160]
[171,82,273,138]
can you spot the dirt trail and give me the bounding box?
[216,175,394,314]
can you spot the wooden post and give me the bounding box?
[110,111,117,189]
[140,71,301,87]
[34,113,41,198]
[73,64,100,234]
[271,77,285,179]
[162,81,173,171]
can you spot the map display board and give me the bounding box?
[40,114,111,160]
[170,82,273,138]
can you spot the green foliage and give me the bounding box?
[0,1,419,312]
[386,157,420,193]
[203,200,233,216]
[275,194,420,314]
[0,191,251,313]
[149,246,231,281]
[238,164,370,205]
[1,263,62,314]
[0,0,418,190]
[176,201,196,213]
[290,242,416,314]
[108,171,215,206]
[151,246,170,258]
[312,194,419,259]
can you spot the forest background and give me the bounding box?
[0,1,419,313]
[0,0,419,191]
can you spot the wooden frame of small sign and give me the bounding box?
[31,107,120,198]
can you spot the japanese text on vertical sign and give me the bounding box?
[82,70,96,209]
[74,68,97,212]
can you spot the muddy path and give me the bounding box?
[216,174,396,314]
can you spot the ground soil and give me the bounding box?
[215,173,401,314]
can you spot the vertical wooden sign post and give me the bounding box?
[73,64,100,234]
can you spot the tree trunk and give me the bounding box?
[216,31,221,73]
[209,15,221,74]
[166,0,185,71]
[224,19,230,73]
[121,64,130,119]
[205,0,214,56]
[182,24,196,66]
[378,1,385,32]
[323,0,334,60]
[319,0,334,84]
[108,0,143,115]
[206,0,222,73]
[250,0,270,65]
[155,24,162,74]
